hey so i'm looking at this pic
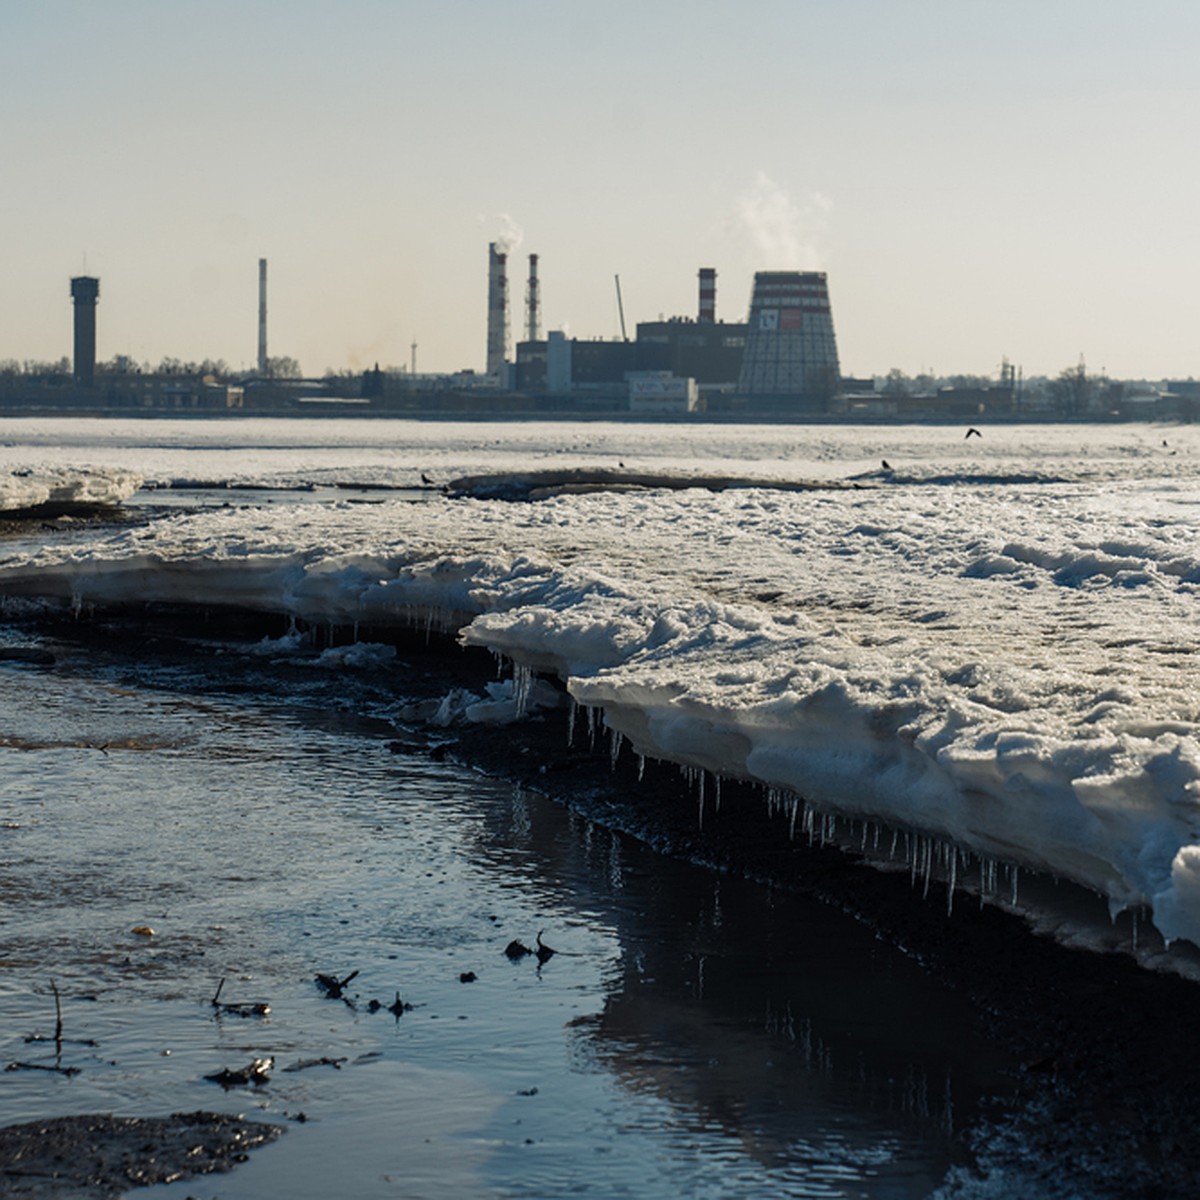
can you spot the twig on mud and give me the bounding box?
[315,970,359,1004]
[24,979,97,1049]
[210,977,271,1017]
[205,1056,274,1088]
[281,1056,348,1073]
[5,1060,81,1077]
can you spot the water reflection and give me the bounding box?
[467,784,1012,1196]
[0,631,1013,1198]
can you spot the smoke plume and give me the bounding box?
[736,173,830,269]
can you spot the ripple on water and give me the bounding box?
[0,635,1009,1199]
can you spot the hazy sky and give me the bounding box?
[3,1,1198,379]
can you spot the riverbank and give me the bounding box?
[7,608,1198,1199]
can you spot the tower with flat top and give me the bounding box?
[70,275,100,387]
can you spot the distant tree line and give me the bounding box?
[878,358,1138,416]
[0,355,303,380]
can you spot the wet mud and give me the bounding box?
[0,1111,282,1198]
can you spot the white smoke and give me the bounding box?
[735,173,830,269]
[478,212,525,255]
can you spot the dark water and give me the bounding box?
[0,626,1011,1198]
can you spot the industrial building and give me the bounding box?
[1,250,853,417]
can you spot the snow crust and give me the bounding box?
[0,465,141,512]
[3,418,1200,954]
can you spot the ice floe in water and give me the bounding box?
[2,419,1200,961]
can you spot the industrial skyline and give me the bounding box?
[2,2,1199,379]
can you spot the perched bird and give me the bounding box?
[881,459,892,471]
[535,931,556,965]
[420,472,433,485]
[965,427,982,439]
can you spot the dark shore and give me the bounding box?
[0,1112,282,1198]
[4,605,1200,1199]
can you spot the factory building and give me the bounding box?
[736,271,840,410]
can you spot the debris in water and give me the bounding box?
[205,1057,274,1088]
[315,969,359,1000]
[211,977,271,1017]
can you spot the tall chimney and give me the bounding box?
[257,258,268,376]
[70,275,100,387]
[698,267,716,323]
[486,243,509,375]
[526,253,540,343]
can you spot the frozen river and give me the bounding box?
[2,415,1200,1196]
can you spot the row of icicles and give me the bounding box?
[561,689,1021,920]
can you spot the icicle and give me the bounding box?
[714,776,722,814]
[946,848,957,916]
[890,829,899,859]
[860,821,868,852]
[788,797,799,840]
[1010,865,1019,907]
[586,705,597,750]
[608,728,623,769]
[697,789,704,830]
[512,663,533,718]
[567,698,577,745]
[636,753,645,781]
[941,1070,955,1137]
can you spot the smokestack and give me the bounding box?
[70,275,100,387]
[486,243,509,375]
[526,253,540,343]
[257,258,268,376]
[698,267,716,323]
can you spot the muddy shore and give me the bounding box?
[0,1112,282,1199]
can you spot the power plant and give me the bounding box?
[1,241,1035,421]
[70,275,100,388]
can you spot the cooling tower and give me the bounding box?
[486,243,509,375]
[737,271,840,408]
[70,275,100,388]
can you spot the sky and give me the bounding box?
[2,0,1199,380]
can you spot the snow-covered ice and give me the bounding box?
[0,465,140,512]
[2,417,1199,960]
